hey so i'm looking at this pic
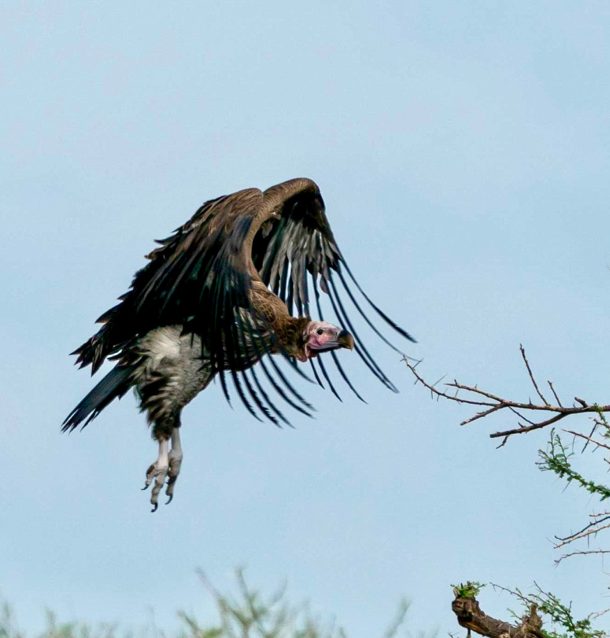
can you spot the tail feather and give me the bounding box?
[62,365,134,432]
[71,323,114,374]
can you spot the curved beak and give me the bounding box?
[337,330,354,350]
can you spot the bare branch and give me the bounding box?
[555,549,610,565]
[403,351,610,443]
[509,407,537,426]
[404,356,495,408]
[563,429,610,453]
[445,380,506,404]
[554,514,610,549]
[547,380,563,407]
[489,413,569,440]
[520,344,549,406]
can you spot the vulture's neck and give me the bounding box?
[249,281,310,359]
[273,316,310,359]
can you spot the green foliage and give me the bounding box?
[39,612,125,638]
[537,431,610,501]
[450,582,485,599]
[511,586,606,638]
[0,605,131,638]
[179,569,347,638]
[0,571,414,638]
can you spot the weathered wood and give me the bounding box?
[452,595,543,638]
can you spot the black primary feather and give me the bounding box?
[252,179,413,400]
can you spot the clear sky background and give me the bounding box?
[2,2,610,635]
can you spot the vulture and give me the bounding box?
[64,178,414,511]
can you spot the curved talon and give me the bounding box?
[151,503,158,513]
[141,483,150,491]
[166,494,173,505]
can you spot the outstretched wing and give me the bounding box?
[253,178,415,400]
[73,187,314,425]
[74,189,259,369]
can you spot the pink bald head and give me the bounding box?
[300,320,354,361]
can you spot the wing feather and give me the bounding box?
[74,189,265,373]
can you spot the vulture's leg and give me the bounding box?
[165,426,183,504]
[142,415,179,511]
[143,436,170,512]
[133,326,212,510]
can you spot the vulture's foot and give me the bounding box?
[142,429,183,511]
[142,439,169,512]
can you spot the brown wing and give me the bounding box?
[72,188,315,424]
[73,188,261,369]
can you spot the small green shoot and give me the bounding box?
[451,582,485,599]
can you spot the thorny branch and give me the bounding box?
[404,345,610,446]
[554,513,610,549]
[487,583,606,638]
[553,548,610,564]
[553,511,610,564]
[404,346,610,562]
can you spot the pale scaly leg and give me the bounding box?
[142,438,169,512]
[165,427,183,505]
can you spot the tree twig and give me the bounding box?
[520,344,549,406]
[554,548,610,565]
[403,351,610,443]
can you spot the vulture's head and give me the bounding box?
[298,320,354,362]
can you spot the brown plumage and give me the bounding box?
[63,178,414,510]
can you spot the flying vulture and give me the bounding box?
[64,178,414,511]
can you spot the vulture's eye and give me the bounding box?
[316,328,324,335]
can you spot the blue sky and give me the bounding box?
[2,2,610,635]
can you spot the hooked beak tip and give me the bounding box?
[338,330,354,350]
